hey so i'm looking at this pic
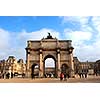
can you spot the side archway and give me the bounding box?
[31,63,39,78]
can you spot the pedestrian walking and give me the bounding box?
[11,72,13,78]
[60,72,64,81]
[64,73,67,81]
[78,73,81,78]
[31,73,34,79]
[22,73,25,78]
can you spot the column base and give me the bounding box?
[57,71,61,78]
[70,70,75,78]
[25,71,31,78]
[39,71,44,78]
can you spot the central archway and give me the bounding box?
[43,55,57,78]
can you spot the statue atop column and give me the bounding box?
[46,32,53,39]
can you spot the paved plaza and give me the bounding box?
[0,75,100,83]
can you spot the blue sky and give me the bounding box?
[0,16,62,32]
[0,16,100,62]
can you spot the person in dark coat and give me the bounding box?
[11,72,13,78]
[85,70,88,78]
[6,72,10,79]
[22,73,25,78]
[85,73,87,78]
[78,73,81,78]
[82,73,84,78]
[64,73,67,81]
[7,72,10,79]
[2,73,4,79]
[31,73,34,79]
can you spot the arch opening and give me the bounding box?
[44,55,56,78]
[45,58,55,68]
[31,64,39,78]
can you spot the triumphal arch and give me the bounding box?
[25,33,74,78]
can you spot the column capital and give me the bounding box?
[27,50,30,54]
[39,49,42,54]
[57,48,60,54]
[67,46,74,54]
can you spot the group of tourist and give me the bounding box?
[0,72,25,79]
[78,70,88,78]
[78,73,88,78]
[0,72,13,79]
[31,72,69,80]
[44,73,54,78]
[31,72,55,79]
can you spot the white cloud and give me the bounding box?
[0,29,12,60]
[19,28,60,41]
[62,16,100,61]
[63,29,94,61]
[92,17,100,29]
[0,28,60,61]
[61,16,90,25]
[64,30,92,42]
[91,17,100,39]
[0,29,10,49]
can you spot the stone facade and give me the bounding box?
[94,60,100,75]
[0,56,26,78]
[17,59,26,74]
[73,57,95,75]
[26,33,74,78]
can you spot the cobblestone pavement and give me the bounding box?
[0,75,100,83]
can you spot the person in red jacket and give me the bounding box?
[60,72,64,81]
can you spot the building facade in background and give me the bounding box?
[73,57,95,76]
[0,56,26,78]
